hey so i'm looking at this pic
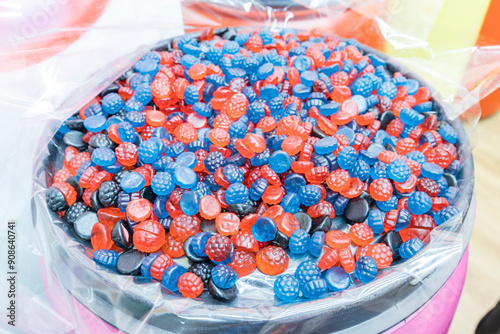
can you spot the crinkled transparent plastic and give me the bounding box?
[3,1,500,333]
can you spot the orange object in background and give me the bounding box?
[182,0,500,118]
[476,0,500,118]
[0,0,109,72]
[182,1,386,51]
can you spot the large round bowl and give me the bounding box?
[33,28,476,333]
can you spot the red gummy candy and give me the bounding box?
[349,223,374,246]
[162,233,185,258]
[90,222,112,250]
[256,246,289,276]
[215,212,240,236]
[150,254,174,280]
[228,250,257,277]
[178,272,204,298]
[170,214,201,242]
[325,230,351,249]
[205,234,233,262]
[133,219,166,253]
[318,248,339,270]
[231,232,259,253]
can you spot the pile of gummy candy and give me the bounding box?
[46,28,462,302]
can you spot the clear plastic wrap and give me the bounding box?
[2,1,500,333]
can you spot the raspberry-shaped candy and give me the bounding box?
[395,138,417,155]
[205,234,233,262]
[434,206,460,226]
[349,223,374,246]
[246,35,263,52]
[246,102,266,124]
[204,151,226,173]
[46,186,70,211]
[274,274,300,302]
[150,254,174,280]
[289,229,310,254]
[65,202,90,224]
[295,260,321,285]
[162,233,185,258]
[183,85,200,105]
[213,113,233,131]
[222,164,244,184]
[138,139,162,164]
[386,118,404,137]
[366,243,393,268]
[338,247,356,273]
[102,92,124,114]
[438,123,458,145]
[133,219,166,253]
[118,122,137,143]
[115,142,138,166]
[387,159,411,183]
[228,250,256,277]
[89,171,113,192]
[349,160,370,181]
[326,169,351,192]
[318,248,339,270]
[89,134,115,152]
[170,214,201,242]
[305,166,329,184]
[93,249,119,268]
[125,111,146,128]
[53,182,77,206]
[215,212,240,236]
[211,264,238,289]
[230,232,259,253]
[176,123,199,145]
[151,172,174,196]
[298,185,322,206]
[378,81,398,100]
[98,181,120,207]
[417,178,439,197]
[260,165,281,186]
[430,147,453,169]
[330,71,349,87]
[325,230,351,249]
[249,178,268,201]
[209,128,231,147]
[354,256,378,283]
[351,76,374,97]
[370,161,388,179]
[225,183,249,205]
[53,168,72,183]
[369,178,393,202]
[407,191,432,215]
[399,238,424,259]
[301,279,328,299]
[126,198,152,221]
[188,261,215,289]
[68,152,91,175]
[337,146,357,170]
[178,272,204,298]
[256,246,289,276]
[225,97,247,119]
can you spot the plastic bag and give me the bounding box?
[1,1,499,333]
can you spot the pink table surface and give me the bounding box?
[41,248,469,333]
[387,247,469,334]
